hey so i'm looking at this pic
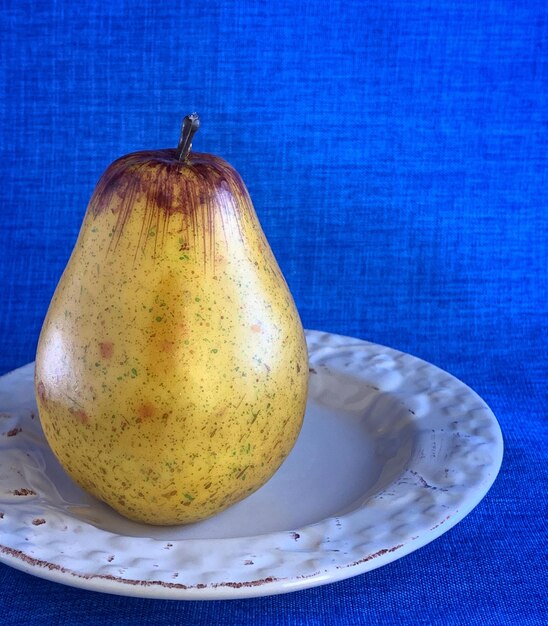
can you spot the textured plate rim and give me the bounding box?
[0,330,504,599]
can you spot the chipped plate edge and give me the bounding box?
[0,330,504,599]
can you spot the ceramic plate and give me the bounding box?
[0,330,503,599]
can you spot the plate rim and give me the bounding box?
[0,329,504,599]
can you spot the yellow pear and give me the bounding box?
[35,114,308,525]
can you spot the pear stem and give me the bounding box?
[176,113,200,161]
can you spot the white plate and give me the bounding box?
[0,330,503,599]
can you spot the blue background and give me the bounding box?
[0,1,546,624]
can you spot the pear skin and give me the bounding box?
[35,116,308,525]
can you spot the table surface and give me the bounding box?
[0,1,546,624]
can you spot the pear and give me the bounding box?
[35,114,308,525]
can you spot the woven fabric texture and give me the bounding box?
[0,0,546,624]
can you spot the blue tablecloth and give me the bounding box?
[0,1,546,623]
